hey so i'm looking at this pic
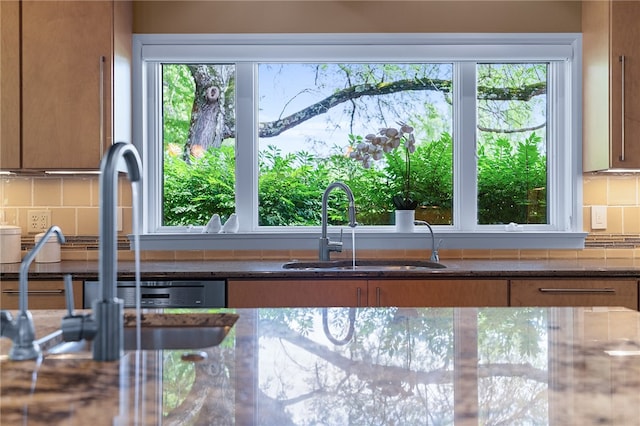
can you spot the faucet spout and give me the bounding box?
[20,226,65,312]
[1,225,65,360]
[94,142,142,361]
[414,220,440,263]
[319,182,357,261]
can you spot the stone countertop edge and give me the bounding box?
[2,259,640,280]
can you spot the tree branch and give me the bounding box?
[260,319,548,386]
[258,79,546,138]
[478,122,546,134]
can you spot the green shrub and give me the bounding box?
[162,132,546,227]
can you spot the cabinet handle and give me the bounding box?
[538,288,616,294]
[2,289,65,295]
[619,55,626,162]
[376,287,381,307]
[99,55,106,158]
[356,287,361,307]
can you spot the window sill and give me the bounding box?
[133,230,587,251]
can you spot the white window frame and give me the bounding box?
[132,33,585,251]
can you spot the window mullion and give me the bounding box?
[454,62,478,231]
[146,62,163,233]
[235,62,257,232]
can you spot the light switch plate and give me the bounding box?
[591,205,607,230]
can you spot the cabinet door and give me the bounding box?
[610,1,640,169]
[21,1,113,169]
[227,279,366,308]
[0,280,83,310]
[368,279,509,307]
[0,0,20,169]
[510,279,638,310]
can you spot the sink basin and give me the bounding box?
[282,259,446,270]
[38,313,239,358]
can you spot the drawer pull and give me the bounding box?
[538,288,616,294]
[2,289,65,295]
[620,55,626,161]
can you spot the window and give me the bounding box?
[133,34,585,251]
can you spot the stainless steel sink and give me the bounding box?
[282,259,446,270]
[36,313,238,358]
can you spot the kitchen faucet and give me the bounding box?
[0,225,65,360]
[93,142,142,361]
[319,182,357,261]
[414,220,441,263]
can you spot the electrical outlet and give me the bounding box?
[28,210,51,233]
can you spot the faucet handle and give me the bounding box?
[61,273,97,342]
[431,239,443,263]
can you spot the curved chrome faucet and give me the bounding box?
[0,225,65,360]
[414,220,441,263]
[319,182,357,261]
[94,142,142,361]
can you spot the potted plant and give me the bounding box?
[349,122,418,231]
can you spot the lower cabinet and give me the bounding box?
[227,279,509,308]
[0,280,83,310]
[510,279,638,310]
[368,279,509,307]
[227,279,366,308]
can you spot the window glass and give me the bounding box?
[162,64,236,226]
[476,63,548,225]
[257,63,453,227]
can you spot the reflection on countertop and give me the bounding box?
[2,306,640,424]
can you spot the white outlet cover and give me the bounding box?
[591,205,607,230]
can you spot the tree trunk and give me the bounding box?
[184,65,234,159]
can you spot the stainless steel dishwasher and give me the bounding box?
[83,280,226,308]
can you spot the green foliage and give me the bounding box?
[477,133,547,224]
[162,131,546,226]
[163,146,236,226]
[162,65,195,149]
[258,146,329,226]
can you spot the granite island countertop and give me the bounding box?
[2,258,640,281]
[2,306,640,425]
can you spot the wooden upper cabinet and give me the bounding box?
[583,1,640,171]
[19,1,131,170]
[0,0,21,170]
[609,1,640,169]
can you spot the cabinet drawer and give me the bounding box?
[0,280,82,310]
[510,280,638,310]
[227,279,366,308]
[368,279,509,307]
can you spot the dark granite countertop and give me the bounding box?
[2,258,640,281]
[2,306,640,425]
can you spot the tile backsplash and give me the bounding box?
[1,173,638,260]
